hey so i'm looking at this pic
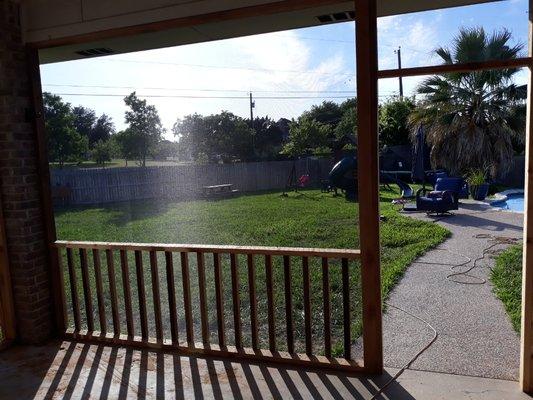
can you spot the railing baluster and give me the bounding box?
[181,252,194,346]
[197,252,209,344]
[150,251,163,342]
[342,258,351,360]
[265,254,276,352]
[230,253,242,349]
[247,254,258,351]
[79,248,94,332]
[135,250,148,341]
[106,249,120,336]
[66,248,81,331]
[55,247,69,332]
[92,249,107,334]
[322,257,331,358]
[302,256,312,356]
[120,250,134,337]
[214,252,225,347]
[283,255,294,354]
[165,252,179,344]
[54,242,363,372]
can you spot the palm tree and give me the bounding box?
[410,27,526,178]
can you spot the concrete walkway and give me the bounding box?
[381,201,523,380]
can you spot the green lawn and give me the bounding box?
[55,188,449,355]
[492,245,523,333]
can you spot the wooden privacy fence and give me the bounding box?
[52,240,367,372]
[51,158,334,205]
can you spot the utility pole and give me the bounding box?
[249,92,255,129]
[249,92,255,157]
[394,46,404,98]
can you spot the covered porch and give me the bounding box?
[2,0,533,398]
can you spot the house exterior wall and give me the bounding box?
[0,0,53,343]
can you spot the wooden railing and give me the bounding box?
[53,240,364,372]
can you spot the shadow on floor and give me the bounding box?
[417,209,523,234]
[0,341,415,400]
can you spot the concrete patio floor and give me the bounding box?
[0,340,530,399]
[380,201,523,380]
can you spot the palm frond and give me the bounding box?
[411,27,524,178]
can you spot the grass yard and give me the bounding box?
[492,245,523,333]
[56,188,449,355]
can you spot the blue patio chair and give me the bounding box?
[416,177,464,214]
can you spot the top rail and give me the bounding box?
[377,56,533,79]
[53,240,361,259]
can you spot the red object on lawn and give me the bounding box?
[298,174,310,187]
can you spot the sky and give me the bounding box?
[40,0,529,141]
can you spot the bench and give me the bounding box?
[202,184,239,198]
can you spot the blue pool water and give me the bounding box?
[492,194,524,212]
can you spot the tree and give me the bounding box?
[172,113,205,161]
[335,106,357,139]
[91,114,115,145]
[153,140,180,161]
[90,139,116,166]
[303,101,343,126]
[43,93,88,168]
[114,129,141,166]
[281,116,331,157]
[410,27,526,178]
[72,107,115,147]
[173,111,254,163]
[211,111,254,162]
[251,117,284,160]
[73,106,96,139]
[379,98,415,147]
[124,92,164,166]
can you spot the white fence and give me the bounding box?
[51,158,334,205]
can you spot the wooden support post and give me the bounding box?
[521,0,533,392]
[355,0,383,373]
[0,197,16,342]
[26,47,67,335]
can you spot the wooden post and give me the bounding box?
[26,47,67,335]
[355,0,383,373]
[0,197,16,342]
[521,0,533,392]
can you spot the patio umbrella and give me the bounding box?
[412,124,426,187]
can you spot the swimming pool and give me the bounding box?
[491,193,524,212]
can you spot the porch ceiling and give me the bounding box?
[30,0,498,64]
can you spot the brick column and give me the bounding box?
[0,0,54,343]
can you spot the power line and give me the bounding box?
[42,83,358,94]
[50,92,359,99]
[101,58,355,77]
[50,92,395,99]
